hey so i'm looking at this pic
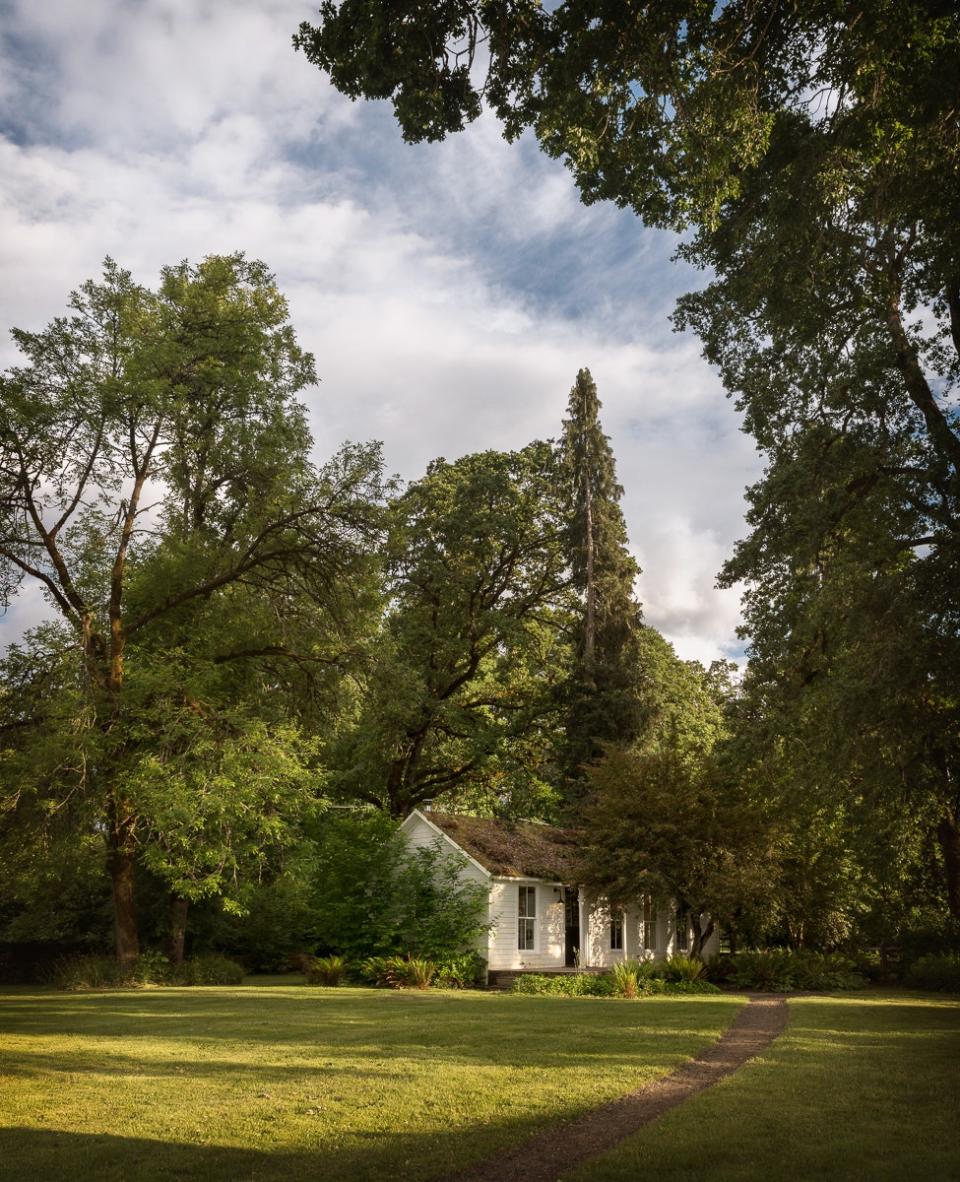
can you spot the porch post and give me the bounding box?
[578,886,588,968]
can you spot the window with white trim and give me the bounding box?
[610,912,624,950]
[641,899,657,952]
[518,886,536,950]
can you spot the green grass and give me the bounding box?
[566,991,960,1182]
[0,984,743,1181]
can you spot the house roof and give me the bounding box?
[422,811,582,881]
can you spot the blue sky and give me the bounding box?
[0,0,760,663]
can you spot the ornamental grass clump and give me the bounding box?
[660,954,706,982]
[306,954,349,986]
[611,958,648,998]
[360,955,437,989]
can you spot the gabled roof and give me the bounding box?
[417,810,582,881]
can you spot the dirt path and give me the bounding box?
[449,995,789,1182]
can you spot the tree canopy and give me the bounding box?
[0,256,384,962]
[295,2,960,918]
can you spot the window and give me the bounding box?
[518,886,536,950]
[641,899,657,952]
[675,909,689,953]
[610,912,624,951]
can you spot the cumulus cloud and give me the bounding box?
[0,0,759,664]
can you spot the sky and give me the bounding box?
[0,0,762,665]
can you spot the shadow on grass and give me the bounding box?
[0,1126,479,1182]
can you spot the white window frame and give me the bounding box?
[609,911,624,951]
[518,885,536,951]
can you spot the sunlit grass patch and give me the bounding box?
[568,991,960,1182]
[0,984,743,1181]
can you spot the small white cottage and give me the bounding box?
[400,808,718,981]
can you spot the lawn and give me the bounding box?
[0,983,743,1181]
[566,991,960,1182]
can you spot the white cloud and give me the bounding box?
[0,0,760,665]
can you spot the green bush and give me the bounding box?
[660,954,706,982]
[660,979,721,994]
[53,951,241,989]
[305,954,349,985]
[511,972,615,998]
[171,954,246,985]
[710,948,865,991]
[904,952,960,993]
[434,951,486,989]
[612,958,651,998]
[53,955,125,990]
[359,954,437,989]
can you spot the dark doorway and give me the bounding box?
[563,887,580,967]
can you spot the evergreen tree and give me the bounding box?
[560,369,644,789]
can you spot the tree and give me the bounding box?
[295,4,960,912]
[580,647,774,958]
[0,256,384,963]
[331,444,572,817]
[560,367,644,785]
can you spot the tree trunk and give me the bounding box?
[167,896,190,966]
[937,810,960,921]
[689,912,715,961]
[110,845,139,967]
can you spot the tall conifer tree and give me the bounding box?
[561,369,644,793]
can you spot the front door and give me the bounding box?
[563,887,580,967]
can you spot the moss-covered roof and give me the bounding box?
[424,811,582,881]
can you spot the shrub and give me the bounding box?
[53,955,125,990]
[435,952,487,989]
[660,954,706,982]
[172,954,246,986]
[359,955,437,989]
[904,952,960,993]
[612,959,650,998]
[511,972,615,998]
[710,948,865,992]
[661,979,721,994]
[305,954,349,986]
[53,951,244,989]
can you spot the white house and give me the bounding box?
[400,809,719,979]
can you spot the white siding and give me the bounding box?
[486,878,566,971]
[400,813,488,887]
[582,895,639,968]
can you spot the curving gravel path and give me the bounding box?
[448,994,789,1182]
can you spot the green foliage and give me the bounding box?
[300,0,960,935]
[52,951,245,989]
[173,954,246,986]
[659,954,706,983]
[331,444,571,817]
[511,967,719,998]
[304,814,489,962]
[434,951,487,989]
[359,955,437,990]
[712,949,866,993]
[903,953,960,994]
[0,255,386,962]
[511,972,615,998]
[305,954,349,986]
[560,368,644,787]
